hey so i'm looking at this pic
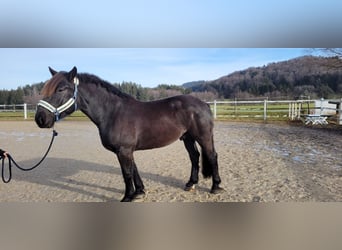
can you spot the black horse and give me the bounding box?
[35,67,223,201]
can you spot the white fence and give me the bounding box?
[207,99,311,121]
[207,99,342,124]
[0,103,36,119]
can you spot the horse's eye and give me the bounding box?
[57,87,66,92]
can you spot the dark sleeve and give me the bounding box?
[0,149,6,158]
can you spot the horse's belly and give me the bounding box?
[136,127,185,150]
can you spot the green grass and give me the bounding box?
[0,111,34,121]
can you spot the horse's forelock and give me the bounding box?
[41,73,66,97]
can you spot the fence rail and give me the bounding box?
[207,99,313,121]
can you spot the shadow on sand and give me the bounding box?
[6,157,189,201]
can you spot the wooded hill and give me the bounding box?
[186,56,342,100]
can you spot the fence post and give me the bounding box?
[264,99,267,121]
[24,103,27,120]
[213,100,217,119]
[288,103,291,120]
[339,98,342,125]
[298,102,302,119]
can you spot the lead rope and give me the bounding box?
[1,129,58,183]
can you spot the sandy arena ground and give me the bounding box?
[0,120,342,202]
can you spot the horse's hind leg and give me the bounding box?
[201,139,224,194]
[182,133,200,191]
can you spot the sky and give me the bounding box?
[0,48,309,90]
[1,1,341,47]
[0,1,341,89]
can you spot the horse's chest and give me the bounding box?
[99,125,136,152]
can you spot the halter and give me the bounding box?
[37,77,79,122]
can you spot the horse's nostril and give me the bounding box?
[35,112,46,127]
[39,117,44,126]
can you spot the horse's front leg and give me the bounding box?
[117,148,136,202]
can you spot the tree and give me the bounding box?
[312,48,342,68]
[0,90,9,104]
[12,88,24,104]
[113,81,149,101]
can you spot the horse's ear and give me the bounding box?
[49,67,57,76]
[68,66,77,81]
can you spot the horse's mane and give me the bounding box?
[78,73,133,99]
[41,72,133,99]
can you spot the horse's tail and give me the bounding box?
[201,148,213,178]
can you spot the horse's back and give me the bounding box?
[149,95,211,115]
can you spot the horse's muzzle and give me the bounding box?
[35,109,54,128]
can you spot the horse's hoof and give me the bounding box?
[210,186,225,194]
[184,184,196,192]
[120,196,133,202]
[133,191,146,201]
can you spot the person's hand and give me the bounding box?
[0,149,8,159]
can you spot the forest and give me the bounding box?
[0,81,189,105]
[1,55,342,105]
[187,56,342,100]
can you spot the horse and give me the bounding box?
[35,66,223,201]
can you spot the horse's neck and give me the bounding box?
[77,82,125,126]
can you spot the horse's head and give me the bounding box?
[35,66,79,128]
